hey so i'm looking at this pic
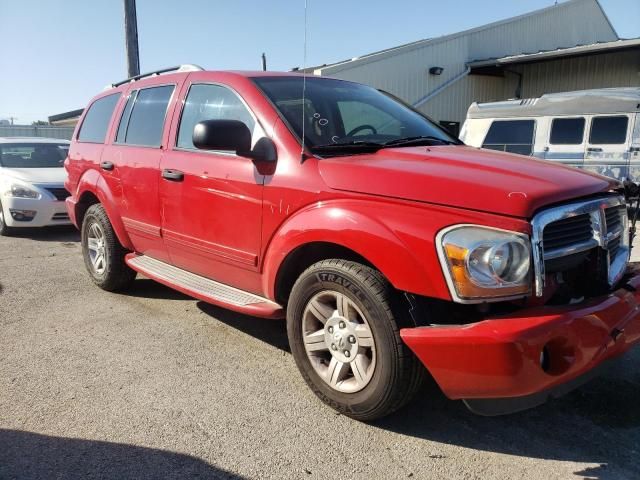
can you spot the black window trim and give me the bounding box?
[112,82,177,149]
[482,118,537,155]
[549,116,586,146]
[588,114,630,146]
[172,81,265,157]
[75,92,122,144]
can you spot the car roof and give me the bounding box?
[0,137,70,144]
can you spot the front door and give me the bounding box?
[584,114,632,181]
[159,82,265,290]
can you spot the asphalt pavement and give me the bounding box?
[1,226,639,480]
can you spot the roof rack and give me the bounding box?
[110,64,204,88]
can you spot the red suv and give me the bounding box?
[65,65,640,420]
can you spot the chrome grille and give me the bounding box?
[531,196,629,296]
[543,214,593,253]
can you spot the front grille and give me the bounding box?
[45,187,69,201]
[608,236,621,259]
[605,205,624,234]
[542,213,593,253]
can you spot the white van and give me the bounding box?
[460,88,640,182]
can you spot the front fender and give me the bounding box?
[262,199,452,301]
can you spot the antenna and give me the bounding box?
[300,0,308,162]
[261,52,267,71]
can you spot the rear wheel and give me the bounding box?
[81,204,136,291]
[0,200,14,236]
[287,259,424,421]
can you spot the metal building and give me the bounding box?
[310,0,637,135]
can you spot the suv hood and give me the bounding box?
[318,146,618,218]
[1,167,67,185]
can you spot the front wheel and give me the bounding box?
[81,203,136,291]
[287,259,424,421]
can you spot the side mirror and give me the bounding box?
[193,119,277,162]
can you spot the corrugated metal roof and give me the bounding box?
[469,37,640,68]
[313,0,617,75]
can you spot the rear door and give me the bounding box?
[583,114,632,181]
[102,78,182,262]
[543,116,586,169]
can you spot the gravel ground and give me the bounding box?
[1,226,639,480]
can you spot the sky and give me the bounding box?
[0,0,638,124]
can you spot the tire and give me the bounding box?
[0,200,14,236]
[81,203,136,291]
[287,259,424,421]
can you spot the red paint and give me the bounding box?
[65,70,637,406]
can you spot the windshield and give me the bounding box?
[0,143,68,168]
[252,76,458,154]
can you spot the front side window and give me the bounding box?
[252,76,456,154]
[77,93,120,143]
[550,117,585,145]
[589,116,628,145]
[482,120,535,155]
[123,85,175,147]
[177,84,257,150]
[0,143,68,168]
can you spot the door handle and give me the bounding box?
[162,169,184,181]
[630,147,640,152]
[100,161,114,171]
[587,147,603,153]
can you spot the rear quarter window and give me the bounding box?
[77,93,121,143]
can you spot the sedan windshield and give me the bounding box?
[0,143,68,168]
[252,76,458,155]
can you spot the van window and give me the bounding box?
[115,91,137,143]
[77,93,120,143]
[177,84,256,150]
[482,120,535,155]
[589,116,628,145]
[550,117,585,145]
[123,85,175,147]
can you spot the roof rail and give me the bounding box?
[110,64,204,88]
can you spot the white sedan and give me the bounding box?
[0,137,71,235]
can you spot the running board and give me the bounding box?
[126,254,283,318]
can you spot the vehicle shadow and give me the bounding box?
[0,429,244,480]
[197,302,290,353]
[125,278,193,301]
[8,225,79,243]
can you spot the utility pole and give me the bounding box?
[123,0,140,77]
[261,53,267,71]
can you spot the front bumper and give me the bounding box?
[1,196,71,227]
[400,270,640,415]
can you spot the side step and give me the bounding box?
[126,254,283,318]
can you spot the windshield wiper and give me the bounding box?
[311,141,384,153]
[382,136,457,148]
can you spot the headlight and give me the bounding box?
[4,183,41,199]
[437,225,531,302]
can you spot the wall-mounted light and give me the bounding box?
[429,66,444,75]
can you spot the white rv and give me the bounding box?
[460,88,640,182]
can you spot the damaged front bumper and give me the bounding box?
[400,270,640,416]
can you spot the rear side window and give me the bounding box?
[550,117,585,145]
[589,116,628,145]
[122,85,175,147]
[177,84,256,150]
[482,120,535,155]
[77,93,120,143]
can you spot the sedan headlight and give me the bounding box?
[4,183,41,199]
[437,225,531,302]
